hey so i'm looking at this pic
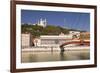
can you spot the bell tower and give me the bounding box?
[37,18,47,27]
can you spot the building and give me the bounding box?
[21,33,32,48]
[80,32,90,40]
[33,37,41,47]
[69,31,80,39]
[33,18,47,27]
[21,31,81,48]
[34,34,72,47]
[33,31,81,47]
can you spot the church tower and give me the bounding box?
[37,18,47,27]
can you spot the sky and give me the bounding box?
[21,9,90,32]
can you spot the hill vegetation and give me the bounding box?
[21,24,87,38]
[21,24,70,37]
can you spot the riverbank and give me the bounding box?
[22,46,90,52]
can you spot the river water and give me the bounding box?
[21,50,90,63]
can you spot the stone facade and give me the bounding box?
[34,35,72,47]
[21,31,81,48]
[21,33,32,48]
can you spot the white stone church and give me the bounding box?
[33,18,47,27]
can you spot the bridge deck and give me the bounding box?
[60,40,90,48]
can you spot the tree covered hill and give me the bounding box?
[21,24,84,37]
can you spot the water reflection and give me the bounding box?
[60,52,65,60]
[21,51,90,63]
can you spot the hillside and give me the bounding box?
[21,24,82,37]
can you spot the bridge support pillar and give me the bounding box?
[60,47,64,52]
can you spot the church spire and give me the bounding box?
[37,18,47,27]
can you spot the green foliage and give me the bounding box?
[21,24,70,37]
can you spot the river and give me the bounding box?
[21,50,90,63]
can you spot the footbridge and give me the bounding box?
[59,40,90,52]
